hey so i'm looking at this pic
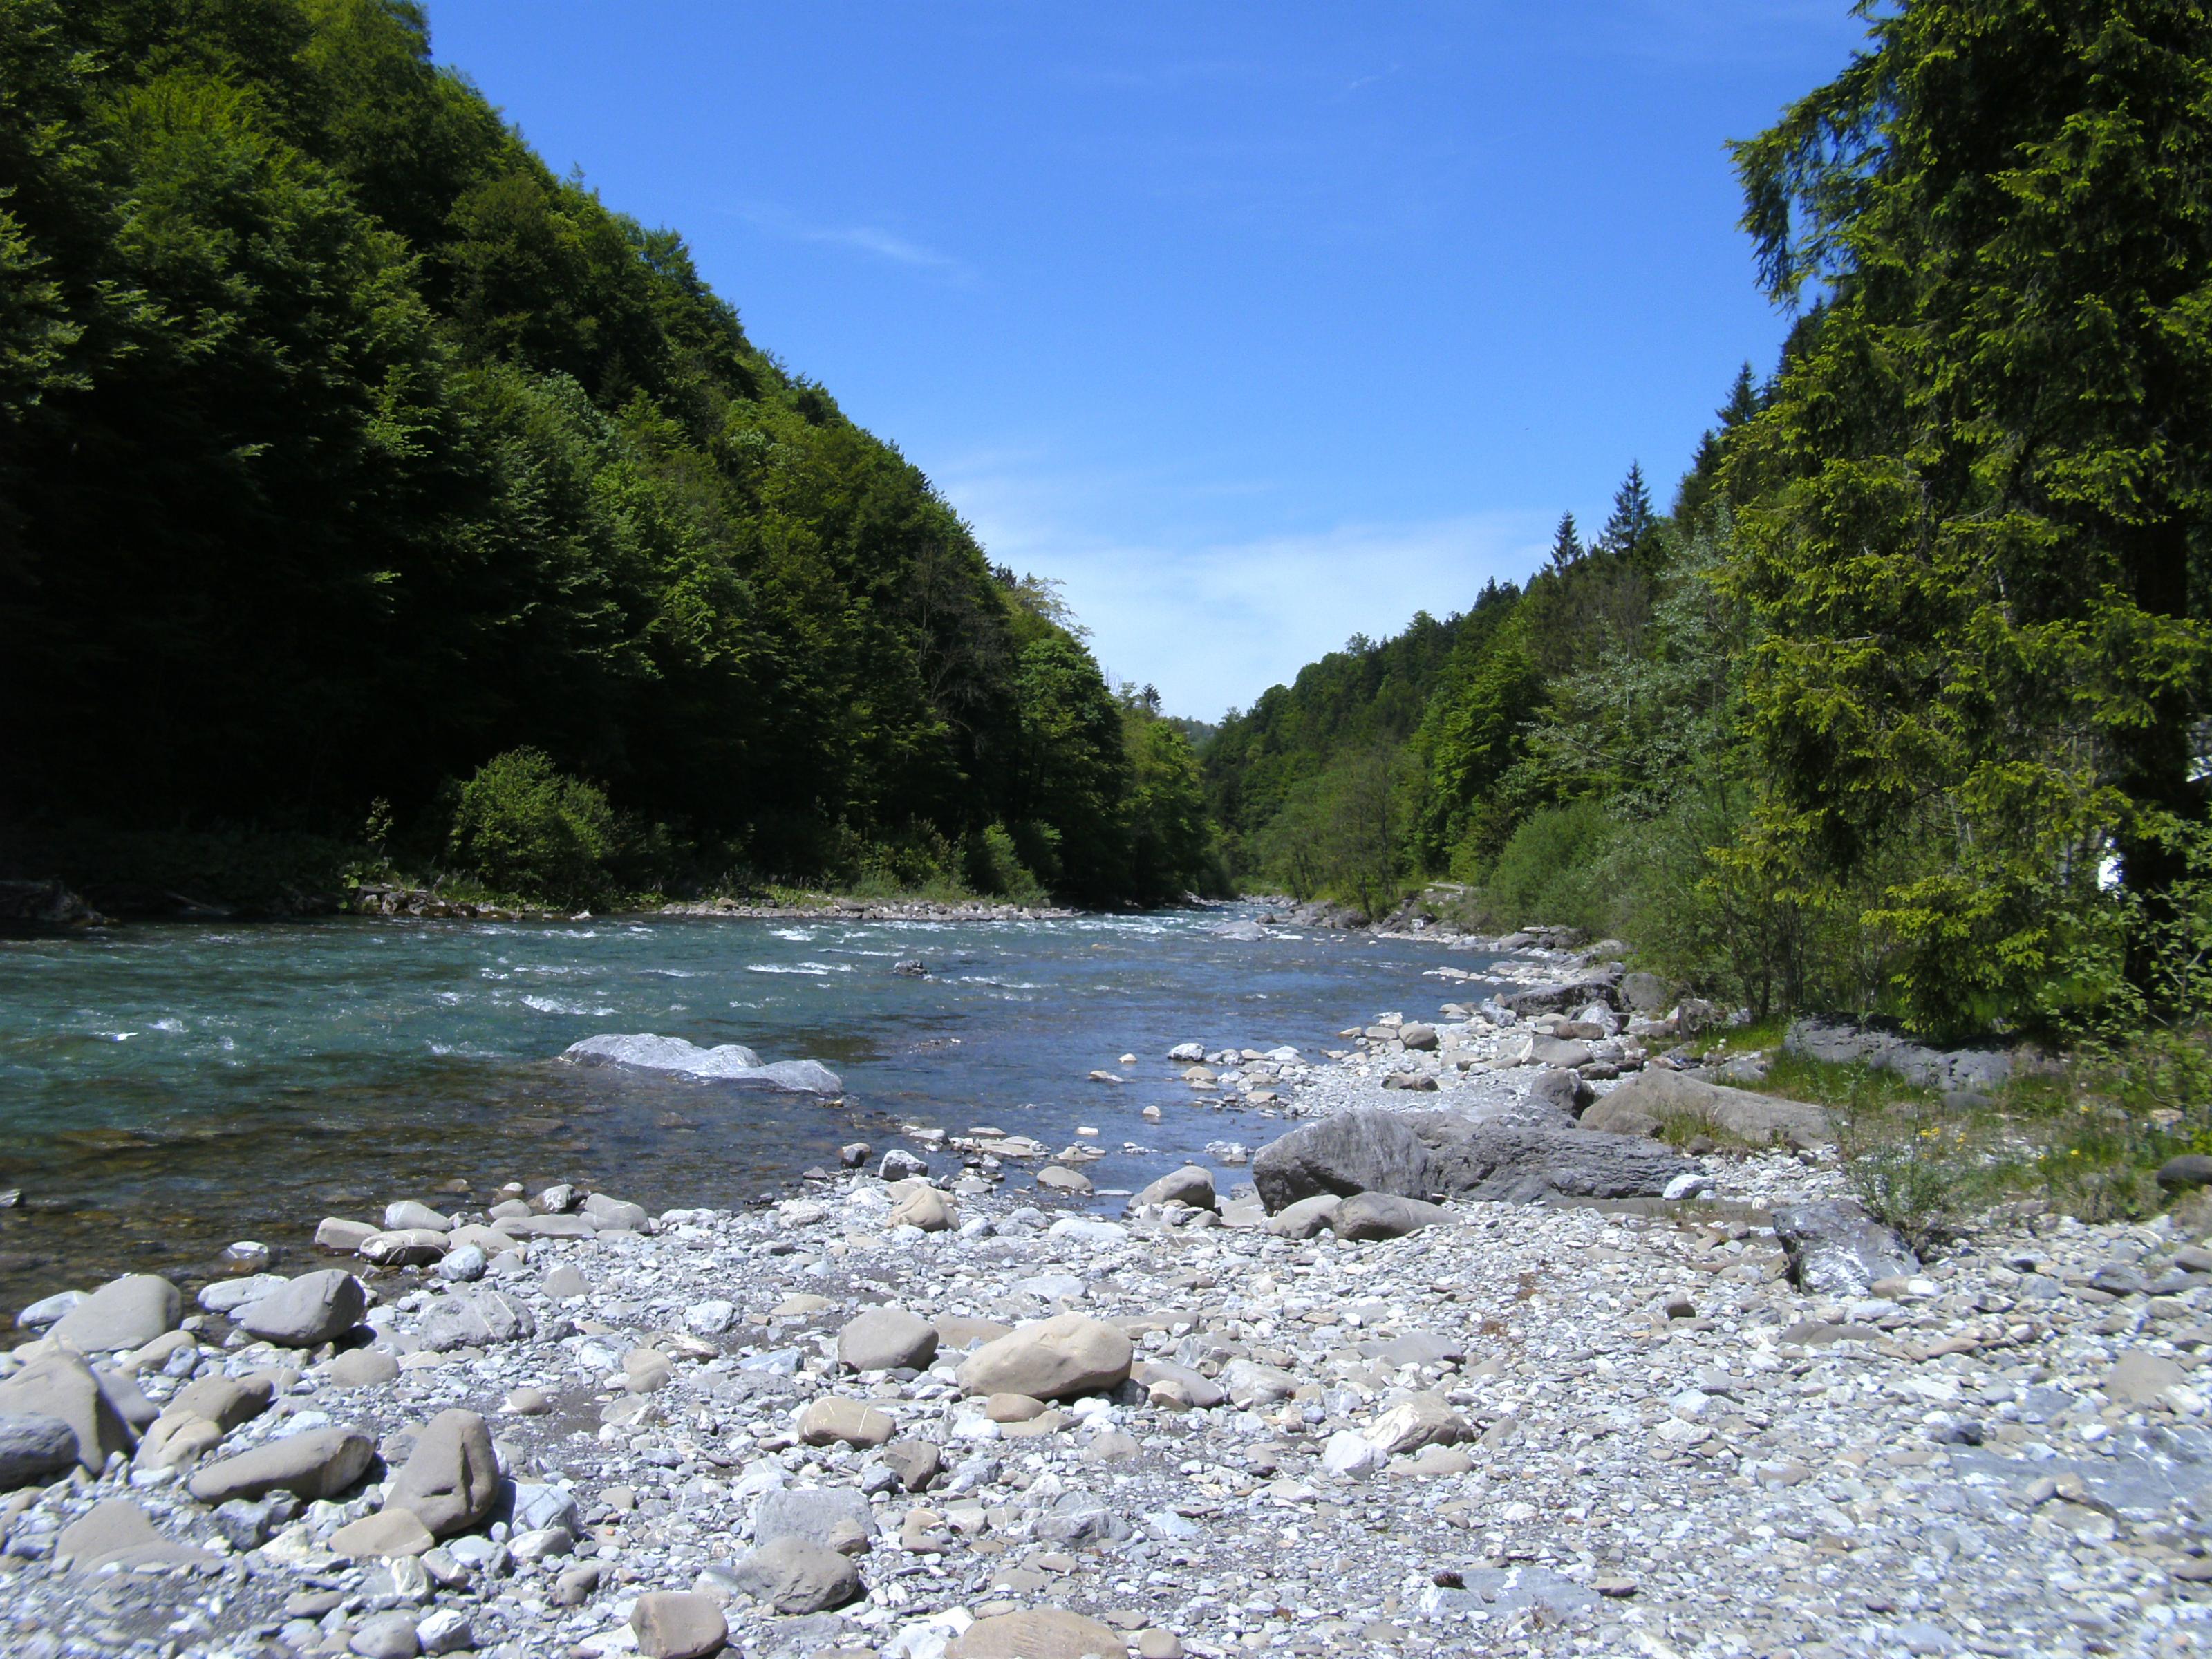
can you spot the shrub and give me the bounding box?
[447,749,621,908]
[1480,800,1618,932]
[965,823,1050,906]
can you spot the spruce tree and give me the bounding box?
[1599,463,1657,559]
[1547,512,1583,574]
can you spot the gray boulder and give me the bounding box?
[1331,1192,1455,1241]
[1785,1016,2012,1094]
[1581,1070,1830,1147]
[753,1485,877,1555]
[1252,1111,1436,1212]
[724,1535,862,1614]
[582,1193,648,1232]
[1525,1068,1592,1117]
[1503,968,1622,1017]
[836,1308,938,1374]
[0,1349,134,1472]
[236,1270,366,1347]
[1620,971,1671,1013]
[50,1275,180,1352]
[383,1409,500,1536]
[1407,1112,1699,1202]
[1266,1194,1342,1238]
[1772,1200,1918,1297]
[418,1291,536,1352]
[0,1413,79,1490]
[1128,1166,1217,1211]
[188,1426,373,1503]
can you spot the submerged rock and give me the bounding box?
[562,1033,842,1094]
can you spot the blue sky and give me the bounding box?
[429,2,1868,722]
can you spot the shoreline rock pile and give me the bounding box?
[1,944,2207,1658]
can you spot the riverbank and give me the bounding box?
[2,944,2208,1658]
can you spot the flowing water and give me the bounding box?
[0,909,1503,1319]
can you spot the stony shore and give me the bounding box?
[2,939,2209,1659]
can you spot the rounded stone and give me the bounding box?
[629,1590,727,1659]
[836,1306,938,1372]
[236,1270,367,1348]
[956,1313,1133,1401]
[50,1275,180,1352]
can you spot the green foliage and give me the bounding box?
[0,0,1190,910]
[1477,801,1619,934]
[446,748,624,908]
[1723,0,2212,1037]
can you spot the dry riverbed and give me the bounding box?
[2,944,2209,1659]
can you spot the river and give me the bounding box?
[0,908,1503,1320]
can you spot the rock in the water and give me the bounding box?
[188,1426,373,1503]
[630,1590,729,1659]
[383,1201,452,1233]
[1252,1111,1436,1211]
[836,1307,938,1373]
[1581,1069,1830,1147]
[565,1033,841,1095]
[359,1229,448,1267]
[50,1274,180,1352]
[1330,1192,1455,1241]
[1128,1166,1217,1211]
[383,1408,500,1536]
[418,1290,536,1351]
[753,1485,878,1555]
[956,1313,1133,1400]
[0,1412,79,1490]
[237,1270,367,1347]
[1771,1199,1918,1297]
[724,1535,863,1613]
[0,1349,135,1472]
[1037,1165,1093,1194]
[950,1607,1130,1659]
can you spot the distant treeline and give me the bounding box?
[0,0,1220,908]
[1205,2,2212,1045]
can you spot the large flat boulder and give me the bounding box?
[1252,1108,1696,1210]
[955,1313,1132,1400]
[236,1270,366,1347]
[50,1275,179,1353]
[0,1349,135,1472]
[187,1426,373,1503]
[1582,1070,1831,1147]
[1252,1112,1436,1211]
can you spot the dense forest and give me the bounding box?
[0,0,1218,909]
[1207,1,2212,1053]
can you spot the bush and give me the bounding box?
[447,749,622,908]
[1479,800,1618,932]
[964,823,1050,906]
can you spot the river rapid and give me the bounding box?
[0,908,1503,1318]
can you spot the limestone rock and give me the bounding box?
[1128,1167,1217,1211]
[1771,1200,1918,1297]
[236,1270,367,1348]
[754,1485,878,1556]
[630,1591,728,1659]
[950,1607,1130,1659]
[724,1535,862,1613]
[796,1396,895,1450]
[2106,1350,2188,1407]
[324,1348,402,1389]
[1582,1069,1830,1147]
[332,1508,438,1559]
[383,1408,500,1536]
[1252,1112,1435,1212]
[836,1307,938,1373]
[358,1229,449,1268]
[0,1348,134,1472]
[0,1412,79,1489]
[1266,1194,1341,1239]
[50,1274,180,1352]
[188,1426,373,1503]
[1364,1394,1471,1454]
[417,1290,536,1352]
[58,1498,209,1572]
[888,1188,955,1231]
[956,1313,1132,1400]
[1330,1192,1454,1241]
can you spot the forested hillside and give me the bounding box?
[0,0,1216,908]
[1208,1,2212,1049]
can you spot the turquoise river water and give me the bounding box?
[0,908,1503,1320]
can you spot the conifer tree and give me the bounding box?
[1598,463,1657,559]
[1547,512,1583,574]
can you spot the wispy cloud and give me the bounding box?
[733,203,971,280]
[940,451,1548,721]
